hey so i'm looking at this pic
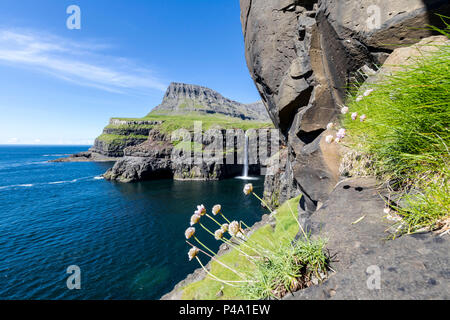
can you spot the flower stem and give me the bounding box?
[199,223,218,237]
[194,236,216,256]
[240,220,251,230]
[199,223,256,262]
[232,236,266,256]
[206,214,222,228]
[195,257,237,287]
[186,241,246,279]
[220,213,231,224]
[252,192,273,213]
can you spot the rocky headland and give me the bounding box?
[152,82,269,121]
[54,82,274,182]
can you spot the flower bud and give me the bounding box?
[188,247,199,261]
[212,205,221,216]
[243,184,253,195]
[214,229,224,240]
[325,135,334,144]
[185,227,196,240]
[229,221,240,237]
[190,214,201,226]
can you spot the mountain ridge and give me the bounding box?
[150,82,270,121]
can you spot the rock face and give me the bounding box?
[286,178,449,300]
[152,82,270,121]
[84,83,271,162]
[99,82,276,183]
[103,130,173,182]
[263,147,301,208]
[240,0,450,209]
[90,119,161,158]
[104,129,269,183]
[159,2,450,300]
[372,35,450,79]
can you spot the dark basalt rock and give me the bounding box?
[285,177,449,300]
[104,130,173,183]
[50,151,119,163]
[240,0,450,206]
[104,129,268,183]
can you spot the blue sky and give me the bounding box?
[0,0,260,145]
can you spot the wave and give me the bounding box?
[0,184,34,190]
[0,161,50,170]
[0,175,103,190]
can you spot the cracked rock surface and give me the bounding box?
[241,0,450,208]
[286,177,450,300]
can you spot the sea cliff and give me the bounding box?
[162,0,450,300]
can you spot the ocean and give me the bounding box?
[0,145,266,299]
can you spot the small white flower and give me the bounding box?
[325,135,334,144]
[356,95,363,102]
[190,214,201,226]
[185,227,196,240]
[229,221,240,237]
[188,247,199,261]
[384,207,391,215]
[326,123,335,130]
[336,128,346,139]
[243,184,253,195]
[360,114,367,122]
[221,224,229,233]
[214,229,224,240]
[363,88,374,97]
[195,204,206,216]
[351,112,358,121]
[335,138,341,144]
[341,106,349,114]
[212,204,221,216]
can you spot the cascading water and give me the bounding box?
[242,134,249,178]
[236,132,258,180]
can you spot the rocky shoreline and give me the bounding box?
[50,151,119,163]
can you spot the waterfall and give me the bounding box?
[235,132,258,180]
[243,133,249,178]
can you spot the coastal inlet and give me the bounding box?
[0,145,267,299]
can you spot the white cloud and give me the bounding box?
[0,29,167,94]
[7,137,19,144]
[0,137,94,145]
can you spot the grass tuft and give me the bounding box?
[342,22,450,233]
[181,196,329,300]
